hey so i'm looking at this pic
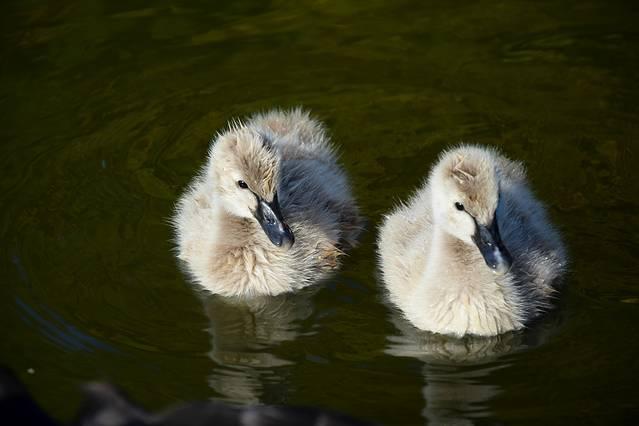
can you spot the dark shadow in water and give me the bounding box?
[201,288,318,404]
[385,304,564,424]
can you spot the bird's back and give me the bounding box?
[248,109,362,249]
[246,108,337,164]
[494,154,568,304]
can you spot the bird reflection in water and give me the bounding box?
[202,287,318,404]
[386,307,561,424]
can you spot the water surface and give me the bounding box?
[1,1,638,424]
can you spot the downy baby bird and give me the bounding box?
[378,145,567,337]
[174,109,363,297]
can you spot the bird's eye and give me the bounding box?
[237,180,248,189]
[454,202,465,211]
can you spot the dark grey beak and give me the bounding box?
[471,218,512,275]
[254,193,294,250]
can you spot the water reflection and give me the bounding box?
[420,363,504,425]
[202,288,317,403]
[386,308,561,424]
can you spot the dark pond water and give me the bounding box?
[2,1,638,424]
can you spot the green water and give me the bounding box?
[1,1,638,424]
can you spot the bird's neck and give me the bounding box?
[421,226,479,290]
[211,203,260,250]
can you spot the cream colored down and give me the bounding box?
[378,145,567,337]
[174,109,363,297]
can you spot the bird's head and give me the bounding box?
[208,124,294,250]
[430,145,511,274]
